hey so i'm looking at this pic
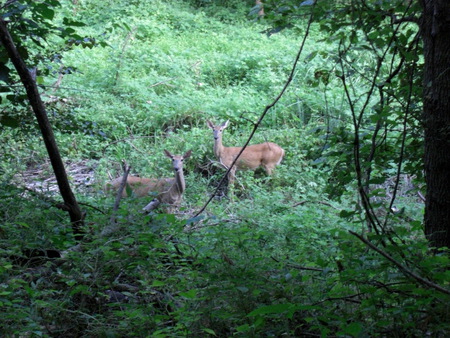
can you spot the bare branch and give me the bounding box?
[349,231,450,296]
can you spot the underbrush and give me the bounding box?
[0,181,446,336]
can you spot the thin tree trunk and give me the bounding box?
[0,18,85,240]
[419,0,450,250]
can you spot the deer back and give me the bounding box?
[224,142,284,171]
[207,120,285,174]
[105,176,173,198]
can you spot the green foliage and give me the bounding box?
[0,0,102,130]
[1,0,447,336]
[266,0,427,235]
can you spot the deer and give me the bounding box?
[105,150,192,213]
[206,120,285,185]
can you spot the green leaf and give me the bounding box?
[36,4,55,20]
[125,183,133,196]
[63,17,86,27]
[0,116,20,128]
[202,328,217,336]
[342,322,363,337]
[152,280,165,287]
[339,209,355,218]
[368,177,386,184]
[186,215,205,225]
[247,303,293,317]
[235,324,250,332]
[180,289,197,299]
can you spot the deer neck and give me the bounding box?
[213,134,224,159]
[171,169,185,194]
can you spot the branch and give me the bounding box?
[349,231,450,296]
[391,14,420,25]
[112,161,131,214]
[101,162,131,237]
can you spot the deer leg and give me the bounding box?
[256,0,264,16]
[227,166,237,185]
[142,198,160,213]
[263,165,274,176]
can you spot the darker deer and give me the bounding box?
[106,150,192,212]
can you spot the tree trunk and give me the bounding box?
[0,18,85,240]
[419,0,450,250]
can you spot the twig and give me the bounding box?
[315,293,363,305]
[149,77,177,88]
[291,200,339,210]
[349,231,450,296]
[418,191,426,202]
[113,283,139,293]
[184,218,240,232]
[77,202,106,215]
[112,161,130,213]
[101,163,131,237]
[270,256,325,272]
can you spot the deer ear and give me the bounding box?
[222,120,229,128]
[163,149,173,158]
[207,120,214,129]
[183,150,192,159]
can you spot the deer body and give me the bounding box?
[106,176,172,198]
[106,150,192,212]
[207,120,284,183]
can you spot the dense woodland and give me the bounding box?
[0,0,449,336]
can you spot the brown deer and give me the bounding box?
[207,120,284,184]
[105,150,192,212]
[255,0,264,17]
